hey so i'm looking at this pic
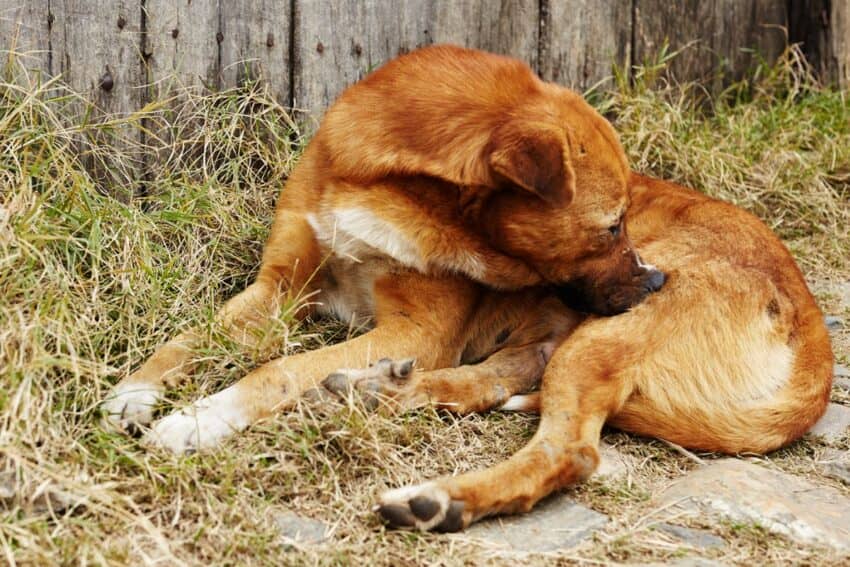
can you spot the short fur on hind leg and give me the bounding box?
[376,336,632,530]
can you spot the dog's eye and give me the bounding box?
[608,222,621,237]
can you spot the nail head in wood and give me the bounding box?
[99,69,114,92]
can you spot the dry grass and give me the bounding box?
[1,46,848,566]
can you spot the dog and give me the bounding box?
[102,45,832,532]
[102,44,662,443]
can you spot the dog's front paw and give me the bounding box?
[143,388,248,454]
[102,381,163,432]
[376,482,467,532]
[321,358,424,411]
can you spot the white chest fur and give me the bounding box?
[306,208,418,325]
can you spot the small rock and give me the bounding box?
[835,377,850,393]
[655,459,850,550]
[807,403,850,443]
[824,315,843,330]
[465,494,608,553]
[595,442,637,481]
[817,449,850,485]
[275,511,331,546]
[655,523,725,549]
[834,364,850,379]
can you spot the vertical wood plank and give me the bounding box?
[292,0,432,121]
[832,0,850,87]
[292,0,540,121]
[145,0,221,93]
[429,0,538,69]
[633,0,787,92]
[791,0,850,88]
[50,0,143,117]
[540,0,632,92]
[0,0,52,77]
[713,0,787,83]
[219,0,290,103]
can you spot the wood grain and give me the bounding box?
[540,0,632,92]
[220,0,291,103]
[634,0,787,93]
[145,0,220,94]
[0,1,52,78]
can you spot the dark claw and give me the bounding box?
[378,503,417,528]
[408,495,440,521]
[433,500,465,532]
[392,358,415,379]
[322,372,351,396]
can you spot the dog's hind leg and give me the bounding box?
[374,328,634,531]
[102,210,322,432]
[321,343,556,414]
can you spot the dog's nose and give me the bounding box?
[644,269,666,293]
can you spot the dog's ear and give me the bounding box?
[488,123,575,205]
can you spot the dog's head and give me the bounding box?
[481,90,665,316]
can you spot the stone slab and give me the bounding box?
[465,494,608,553]
[655,459,850,550]
[655,523,726,549]
[817,449,850,485]
[275,511,331,546]
[807,403,850,443]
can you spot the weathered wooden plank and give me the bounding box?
[0,0,52,77]
[633,0,787,92]
[791,0,850,88]
[713,0,787,82]
[46,1,144,193]
[145,0,220,93]
[540,0,632,92]
[292,0,432,121]
[831,0,850,87]
[292,0,541,121]
[49,0,143,116]
[220,0,291,103]
[429,0,538,69]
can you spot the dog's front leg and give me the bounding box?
[144,272,478,453]
[374,331,634,531]
[102,210,322,432]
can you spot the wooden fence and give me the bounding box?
[1,1,848,122]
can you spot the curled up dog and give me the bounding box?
[102,46,833,532]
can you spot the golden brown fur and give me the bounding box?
[101,45,832,532]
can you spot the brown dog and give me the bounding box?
[102,46,832,532]
[102,45,662,446]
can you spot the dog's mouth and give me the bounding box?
[555,268,666,316]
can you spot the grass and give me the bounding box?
[1,45,848,565]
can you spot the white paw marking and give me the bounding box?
[143,387,249,454]
[102,382,162,429]
[377,482,451,531]
[498,393,537,412]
